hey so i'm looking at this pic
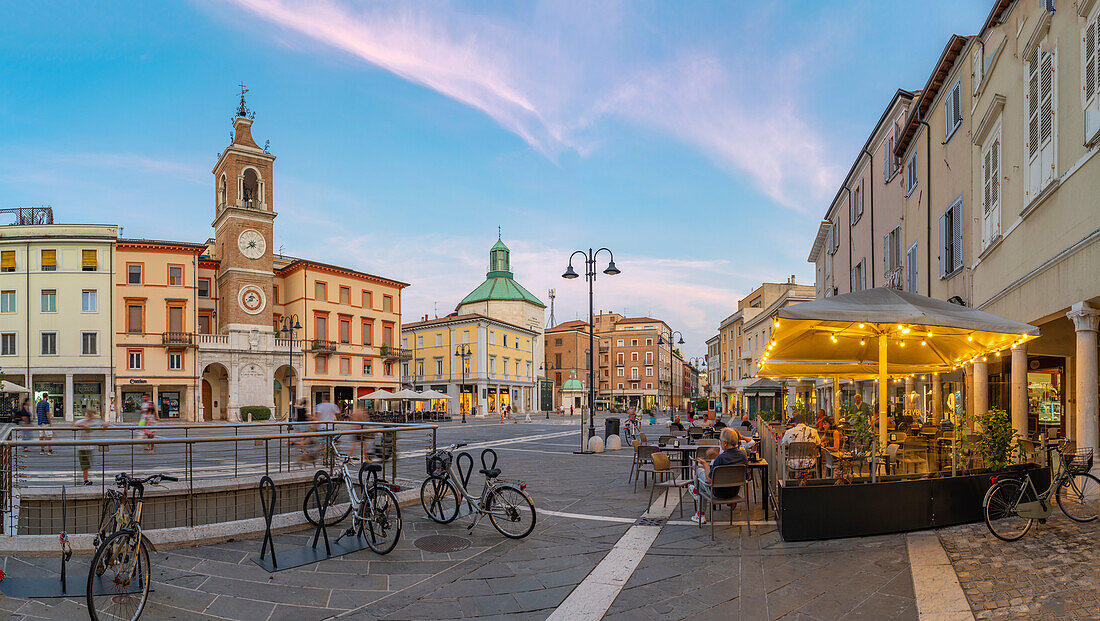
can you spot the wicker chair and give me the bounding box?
[784,441,819,484]
[698,464,750,540]
[648,452,690,516]
[634,445,662,492]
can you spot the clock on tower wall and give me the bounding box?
[211,92,277,329]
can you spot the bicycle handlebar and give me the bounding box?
[114,473,178,487]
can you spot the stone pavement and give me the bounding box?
[939,504,1100,620]
[0,417,923,620]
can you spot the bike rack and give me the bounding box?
[257,476,277,569]
[251,469,373,573]
[0,484,142,598]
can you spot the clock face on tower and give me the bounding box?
[238,285,266,314]
[237,229,266,259]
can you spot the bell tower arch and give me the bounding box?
[211,89,276,331]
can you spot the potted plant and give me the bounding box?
[974,408,1020,470]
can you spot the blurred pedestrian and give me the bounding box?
[17,398,33,452]
[75,407,108,485]
[140,401,159,453]
[36,394,54,455]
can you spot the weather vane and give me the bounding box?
[235,82,254,120]
[498,225,502,239]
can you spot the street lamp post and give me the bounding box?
[562,248,620,452]
[279,314,303,420]
[455,344,472,424]
[540,363,553,419]
[657,329,684,420]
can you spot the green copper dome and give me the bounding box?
[458,236,546,308]
[561,370,584,391]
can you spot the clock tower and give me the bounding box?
[212,92,276,331]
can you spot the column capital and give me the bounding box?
[1067,302,1100,333]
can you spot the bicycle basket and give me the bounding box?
[1064,448,1094,475]
[426,451,452,477]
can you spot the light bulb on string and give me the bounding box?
[921,340,927,346]
[860,340,865,346]
[967,335,973,342]
[902,327,911,334]
[858,323,865,329]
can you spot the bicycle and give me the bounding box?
[86,472,177,621]
[301,436,402,555]
[420,443,536,539]
[622,418,640,445]
[93,485,130,550]
[983,438,1098,541]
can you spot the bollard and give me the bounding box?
[588,435,604,453]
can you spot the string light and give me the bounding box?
[858,323,865,329]
[967,335,973,342]
[860,340,865,346]
[830,336,838,343]
[921,340,927,346]
[902,327,911,334]
[899,341,906,347]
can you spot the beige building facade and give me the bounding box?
[0,222,117,420]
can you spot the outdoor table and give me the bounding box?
[748,458,770,520]
[646,442,700,479]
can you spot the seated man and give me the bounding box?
[688,427,748,524]
[669,416,685,432]
[814,409,827,430]
[739,413,752,431]
[781,415,821,470]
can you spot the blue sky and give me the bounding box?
[0,1,992,358]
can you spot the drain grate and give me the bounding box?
[414,534,472,553]
[634,517,666,527]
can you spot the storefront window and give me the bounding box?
[74,382,102,414]
[159,391,181,418]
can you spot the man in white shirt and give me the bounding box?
[314,399,340,431]
[781,416,821,470]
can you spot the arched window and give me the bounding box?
[242,168,259,207]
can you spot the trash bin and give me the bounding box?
[605,417,620,439]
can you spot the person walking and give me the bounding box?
[75,407,108,485]
[140,401,159,453]
[35,394,54,455]
[17,398,33,452]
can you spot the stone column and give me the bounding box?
[964,364,975,432]
[905,377,915,418]
[1068,303,1099,464]
[787,382,796,416]
[1011,345,1028,441]
[973,360,988,432]
[932,373,942,424]
[64,373,74,421]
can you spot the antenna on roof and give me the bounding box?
[546,289,556,328]
[434,301,439,319]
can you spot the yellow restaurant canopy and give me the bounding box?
[755,288,1040,444]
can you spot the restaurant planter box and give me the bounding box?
[777,463,1049,541]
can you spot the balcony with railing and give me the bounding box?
[309,339,338,355]
[162,332,194,346]
[379,345,412,361]
[195,333,229,346]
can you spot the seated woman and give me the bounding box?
[819,418,843,452]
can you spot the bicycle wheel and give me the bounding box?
[420,476,460,524]
[362,486,402,555]
[984,479,1033,542]
[1057,472,1100,522]
[486,484,536,539]
[93,496,121,550]
[87,530,151,621]
[303,483,352,527]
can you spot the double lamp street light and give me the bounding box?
[657,329,684,419]
[562,247,619,450]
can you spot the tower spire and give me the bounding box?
[236,82,254,120]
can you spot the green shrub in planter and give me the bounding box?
[975,408,1019,470]
[757,410,780,422]
[241,406,271,421]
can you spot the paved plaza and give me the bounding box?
[0,417,1094,620]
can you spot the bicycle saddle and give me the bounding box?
[363,463,383,473]
[479,468,501,478]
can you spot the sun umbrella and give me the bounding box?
[1,380,30,393]
[359,389,393,400]
[757,288,1039,445]
[420,389,451,400]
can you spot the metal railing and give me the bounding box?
[380,346,413,361]
[162,331,193,346]
[0,420,437,536]
[309,339,337,354]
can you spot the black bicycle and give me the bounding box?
[87,472,177,621]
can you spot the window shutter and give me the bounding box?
[952,202,964,272]
[1028,49,1040,158]
[884,233,891,275]
[945,96,953,139]
[983,148,992,213]
[938,212,948,278]
[1086,20,1097,104]
[0,251,13,271]
[82,250,96,270]
[41,249,56,270]
[858,179,864,216]
[907,244,918,294]
[1040,50,1054,144]
[991,138,1000,207]
[848,191,854,222]
[952,82,963,127]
